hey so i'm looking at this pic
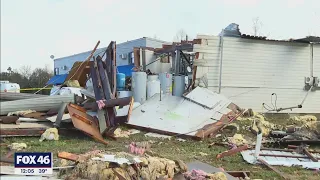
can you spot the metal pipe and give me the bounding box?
[159,83,162,101]
[0,92,47,101]
[218,30,224,94]
[257,148,320,154]
[310,43,314,77]
[175,50,180,75]
[142,48,146,71]
[0,95,75,115]
[255,153,320,160]
[171,51,176,74]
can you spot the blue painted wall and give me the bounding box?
[53,37,169,75]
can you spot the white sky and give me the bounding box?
[1,0,319,72]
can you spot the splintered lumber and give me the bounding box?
[0,95,75,115]
[58,152,80,162]
[258,158,289,180]
[216,145,249,159]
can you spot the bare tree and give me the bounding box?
[7,67,12,73]
[29,67,53,88]
[252,17,263,36]
[19,65,32,79]
[174,29,187,42]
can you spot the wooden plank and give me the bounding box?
[258,158,289,180]
[133,47,140,67]
[0,122,51,129]
[65,61,92,87]
[216,145,249,159]
[190,66,197,90]
[64,40,99,87]
[57,152,79,162]
[303,148,318,162]
[67,104,109,145]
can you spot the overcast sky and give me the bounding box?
[1,0,319,72]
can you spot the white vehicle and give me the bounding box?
[0,81,20,93]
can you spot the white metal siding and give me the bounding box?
[194,35,319,113]
[314,44,320,76]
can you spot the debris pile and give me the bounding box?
[59,151,188,180]
[289,115,319,131]
[237,113,283,136]
[184,170,227,180]
[228,133,248,146]
[1,39,319,180]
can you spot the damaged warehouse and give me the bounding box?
[1,23,320,180]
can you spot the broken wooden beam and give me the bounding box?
[303,148,318,162]
[258,158,289,180]
[216,145,249,159]
[67,103,109,145]
[0,116,19,124]
[58,152,80,162]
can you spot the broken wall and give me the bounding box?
[144,49,171,73]
[314,44,320,81]
[194,35,320,113]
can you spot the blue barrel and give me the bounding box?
[116,73,126,90]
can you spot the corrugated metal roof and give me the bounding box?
[241,149,320,169]
[221,23,319,43]
[294,36,320,43]
[241,34,267,40]
[240,35,320,43]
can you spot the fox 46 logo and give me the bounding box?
[15,152,52,168]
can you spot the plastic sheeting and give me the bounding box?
[46,74,68,85]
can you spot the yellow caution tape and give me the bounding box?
[4,88,52,92]
[20,88,52,91]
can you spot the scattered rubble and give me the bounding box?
[59,151,188,180]
[8,143,27,151]
[228,134,248,146]
[184,170,227,180]
[7,109,36,116]
[128,141,151,155]
[237,113,282,136]
[144,132,172,140]
[1,40,319,179]
[39,128,59,142]
[113,128,140,138]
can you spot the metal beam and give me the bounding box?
[0,95,75,115]
[53,102,68,128]
[0,92,47,101]
[179,50,191,66]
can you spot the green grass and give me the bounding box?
[1,131,319,180]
